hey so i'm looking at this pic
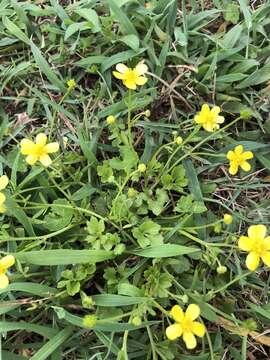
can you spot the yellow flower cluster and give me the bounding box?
[0,175,9,214]
[0,255,15,289]
[166,304,205,349]
[20,133,59,167]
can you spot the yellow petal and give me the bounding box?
[248,225,266,241]
[115,63,129,74]
[262,252,270,267]
[39,154,52,167]
[20,139,36,155]
[170,305,184,322]
[194,114,203,124]
[183,331,197,349]
[36,133,47,146]
[246,251,260,271]
[136,76,148,86]
[0,205,6,214]
[263,236,270,250]
[210,106,221,116]
[243,151,253,160]
[229,163,238,175]
[0,255,15,269]
[203,122,215,132]
[0,274,9,289]
[192,321,206,337]
[240,161,251,172]
[0,175,9,191]
[235,145,243,155]
[135,63,148,75]
[185,304,200,321]
[238,236,254,251]
[44,142,59,153]
[216,115,225,124]
[26,154,38,166]
[201,104,210,114]
[113,71,125,80]
[166,323,182,340]
[123,80,136,90]
[0,192,6,206]
[226,151,234,160]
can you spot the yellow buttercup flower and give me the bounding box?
[0,175,9,213]
[0,255,15,289]
[67,79,76,90]
[166,304,205,349]
[227,145,253,175]
[194,104,224,132]
[113,63,148,90]
[238,225,270,271]
[20,133,59,167]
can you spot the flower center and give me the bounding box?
[181,318,193,333]
[234,154,245,165]
[124,69,139,83]
[34,144,47,157]
[252,239,267,256]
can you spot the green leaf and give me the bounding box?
[43,199,74,231]
[75,9,101,33]
[30,327,73,360]
[130,244,198,258]
[0,283,58,296]
[119,34,140,51]
[224,3,240,24]
[236,63,270,88]
[14,249,114,265]
[0,321,57,338]
[106,0,138,36]
[132,220,163,248]
[92,294,149,306]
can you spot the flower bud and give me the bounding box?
[217,265,227,274]
[106,115,116,125]
[144,110,151,117]
[138,164,146,173]
[223,214,233,225]
[175,136,183,145]
[128,187,137,198]
[132,316,142,326]
[83,314,97,328]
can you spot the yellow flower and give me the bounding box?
[166,304,206,349]
[238,225,270,271]
[227,145,253,175]
[106,115,116,125]
[223,214,233,225]
[20,133,59,167]
[194,104,224,132]
[0,255,15,289]
[0,175,9,213]
[67,79,76,90]
[113,63,148,90]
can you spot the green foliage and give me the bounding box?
[1,0,270,359]
[132,220,163,248]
